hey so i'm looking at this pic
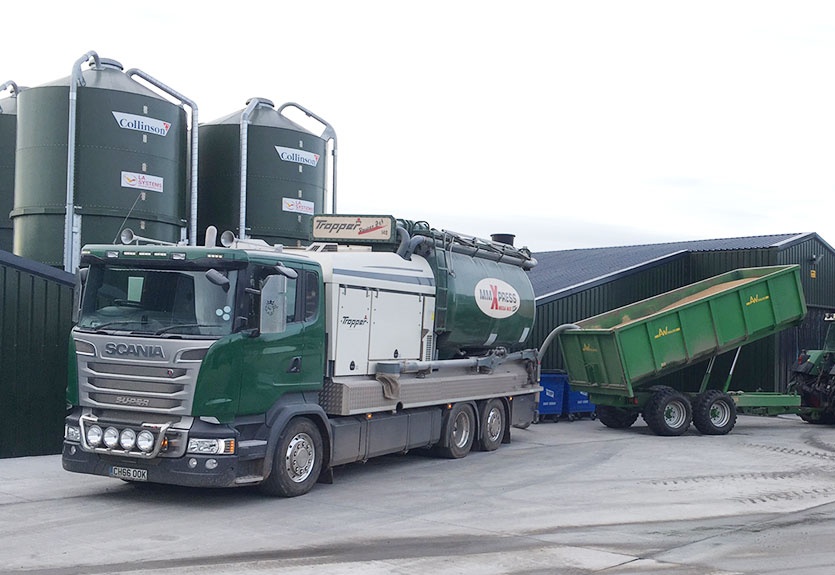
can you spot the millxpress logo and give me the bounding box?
[275,146,320,167]
[105,342,165,359]
[474,278,520,319]
[112,111,171,136]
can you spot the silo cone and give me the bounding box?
[198,98,336,246]
[12,52,194,269]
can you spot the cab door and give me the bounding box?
[238,265,324,415]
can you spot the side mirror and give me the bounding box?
[259,274,287,334]
[275,263,298,279]
[205,268,230,292]
[72,267,89,323]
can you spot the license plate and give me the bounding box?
[110,466,148,481]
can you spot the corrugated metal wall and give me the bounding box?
[0,252,74,458]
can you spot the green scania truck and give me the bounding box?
[62,216,540,496]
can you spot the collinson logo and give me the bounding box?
[112,112,171,136]
[275,146,320,167]
[582,343,598,353]
[746,294,770,306]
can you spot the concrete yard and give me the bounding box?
[2,414,835,574]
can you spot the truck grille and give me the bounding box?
[75,334,211,415]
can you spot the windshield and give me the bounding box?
[77,265,238,338]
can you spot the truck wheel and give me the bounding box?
[478,399,505,452]
[693,390,737,435]
[596,406,639,429]
[642,388,692,436]
[260,417,323,497]
[436,403,476,459]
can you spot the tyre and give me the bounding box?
[642,388,692,436]
[260,417,323,497]
[478,398,506,452]
[800,411,835,424]
[596,405,640,429]
[436,403,476,459]
[693,390,737,435]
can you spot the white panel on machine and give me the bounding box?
[333,287,372,376]
[368,291,424,362]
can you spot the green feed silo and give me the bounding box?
[197,99,335,246]
[12,52,191,269]
[0,81,21,252]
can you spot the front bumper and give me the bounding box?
[62,441,240,488]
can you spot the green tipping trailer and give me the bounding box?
[553,265,811,436]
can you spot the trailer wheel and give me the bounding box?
[596,406,639,429]
[478,399,505,452]
[642,388,692,436]
[436,403,476,459]
[260,417,323,497]
[693,390,737,435]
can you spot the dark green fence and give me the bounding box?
[0,251,74,458]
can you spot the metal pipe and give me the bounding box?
[277,102,337,213]
[126,68,199,245]
[239,98,274,239]
[419,232,538,270]
[0,81,20,114]
[64,51,101,272]
[379,348,538,376]
[537,324,581,364]
[723,347,743,393]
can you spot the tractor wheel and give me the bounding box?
[642,388,692,436]
[596,406,639,429]
[693,390,737,435]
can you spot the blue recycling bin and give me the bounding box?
[565,388,596,420]
[537,372,567,422]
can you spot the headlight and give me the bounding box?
[103,427,120,448]
[86,425,103,447]
[136,430,155,453]
[187,438,236,455]
[120,428,137,450]
[65,425,81,442]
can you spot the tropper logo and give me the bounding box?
[112,112,171,136]
[275,146,320,167]
[341,315,369,327]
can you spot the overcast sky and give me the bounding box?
[4,1,835,252]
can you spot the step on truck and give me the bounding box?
[62,215,541,496]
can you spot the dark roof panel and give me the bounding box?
[530,233,810,298]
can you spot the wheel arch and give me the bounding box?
[263,396,332,480]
